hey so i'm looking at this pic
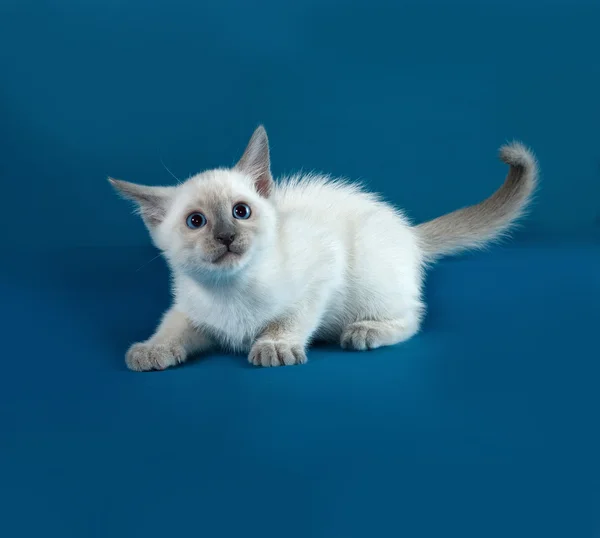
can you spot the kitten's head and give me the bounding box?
[110,126,276,278]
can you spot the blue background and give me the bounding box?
[0,1,598,537]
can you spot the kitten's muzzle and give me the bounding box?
[211,241,245,264]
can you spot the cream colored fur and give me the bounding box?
[110,126,538,370]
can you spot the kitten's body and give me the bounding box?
[175,175,423,352]
[111,127,538,370]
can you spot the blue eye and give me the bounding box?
[186,212,206,229]
[233,203,251,220]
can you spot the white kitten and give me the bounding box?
[110,126,538,370]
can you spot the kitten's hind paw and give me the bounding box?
[341,318,418,351]
[125,342,186,372]
[248,340,307,367]
[341,323,382,351]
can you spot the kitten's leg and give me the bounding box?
[340,313,421,352]
[248,295,327,367]
[126,308,211,372]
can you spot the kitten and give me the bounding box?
[110,126,538,370]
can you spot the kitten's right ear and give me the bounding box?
[109,178,173,228]
[234,125,273,197]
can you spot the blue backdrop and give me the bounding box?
[1,1,598,537]
[1,0,599,248]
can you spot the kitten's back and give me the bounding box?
[273,173,407,226]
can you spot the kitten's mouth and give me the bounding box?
[212,248,242,264]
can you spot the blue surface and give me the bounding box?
[1,0,600,536]
[1,241,598,536]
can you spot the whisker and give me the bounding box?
[135,252,163,272]
[160,157,182,184]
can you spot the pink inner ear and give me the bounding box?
[255,174,273,198]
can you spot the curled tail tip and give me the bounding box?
[499,141,537,170]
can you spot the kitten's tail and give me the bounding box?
[416,142,538,260]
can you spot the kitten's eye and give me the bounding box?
[186,212,206,229]
[233,203,251,220]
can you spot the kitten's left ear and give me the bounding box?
[234,125,273,197]
[109,178,174,229]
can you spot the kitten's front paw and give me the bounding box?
[125,342,186,372]
[248,340,307,367]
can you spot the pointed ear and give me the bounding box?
[234,125,273,197]
[109,178,174,228]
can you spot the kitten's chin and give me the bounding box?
[202,247,253,275]
[211,250,244,268]
[174,244,260,281]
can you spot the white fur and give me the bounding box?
[111,127,537,370]
[172,174,425,353]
